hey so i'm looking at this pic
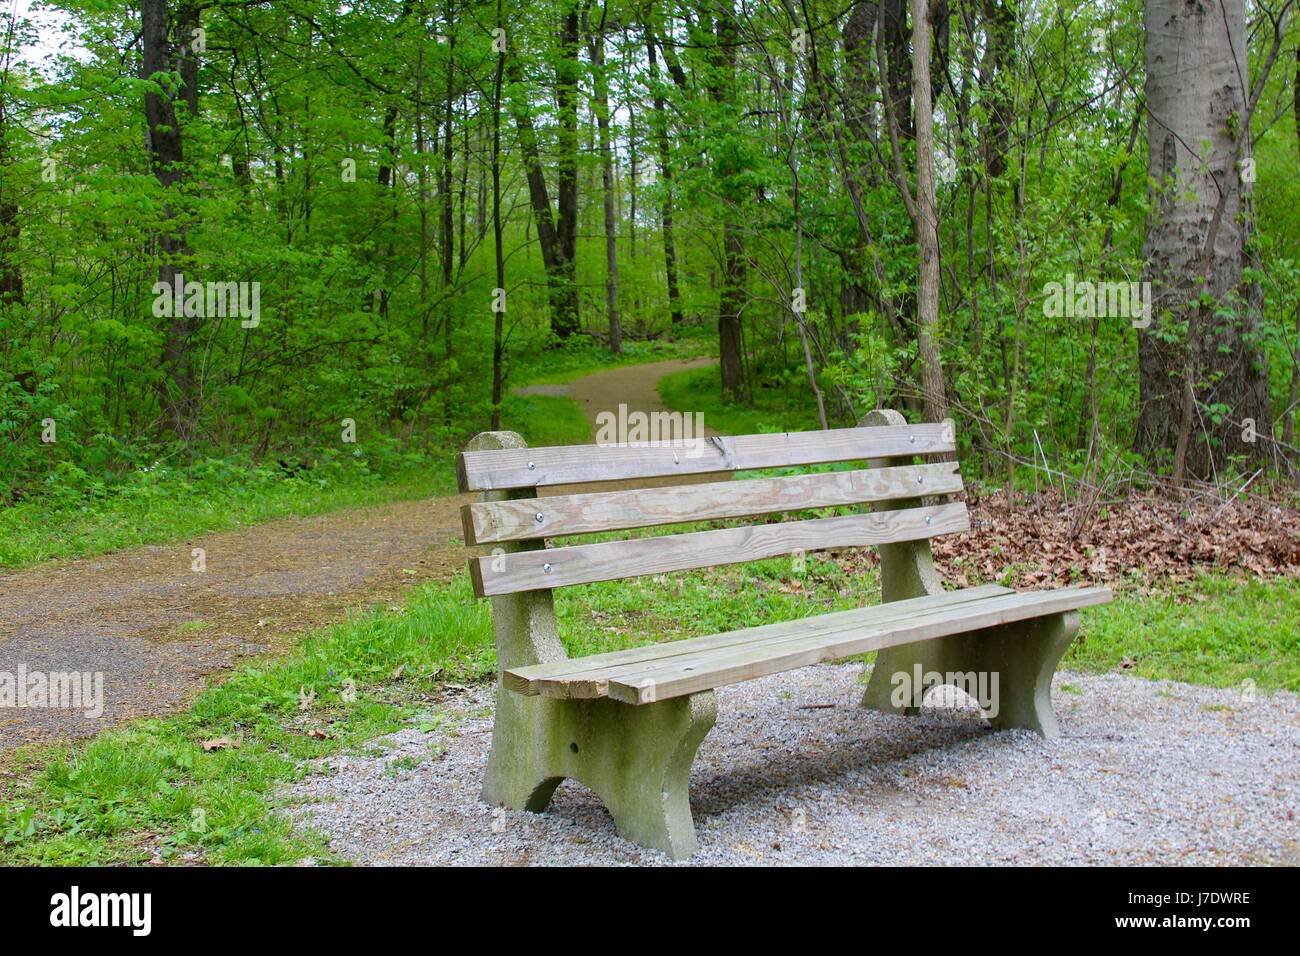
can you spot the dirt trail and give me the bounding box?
[520,356,720,494]
[0,358,710,753]
[518,356,717,436]
[0,498,469,753]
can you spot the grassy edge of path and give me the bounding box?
[3,356,1295,865]
[0,392,589,570]
[3,560,1296,865]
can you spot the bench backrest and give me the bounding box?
[458,415,963,599]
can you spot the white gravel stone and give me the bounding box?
[283,666,1299,866]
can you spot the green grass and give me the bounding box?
[0,577,496,865]
[0,390,589,570]
[0,554,867,865]
[512,330,714,387]
[1063,574,1300,691]
[4,346,711,570]
[2,559,1294,865]
[0,465,446,570]
[658,364,824,435]
[497,392,591,446]
[0,543,868,865]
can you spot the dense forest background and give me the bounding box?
[1,0,1298,505]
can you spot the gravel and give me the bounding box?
[284,666,1299,865]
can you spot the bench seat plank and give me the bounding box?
[463,462,963,544]
[457,422,956,491]
[505,586,1112,704]
[608,586,1112,703]
[503,584,1013,696]
[471,501,969,596]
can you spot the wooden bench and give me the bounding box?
[456,410,1112,859]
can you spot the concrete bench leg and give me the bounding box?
[862,611,1080,739]
[468,431,718,858]
[482,688,717,860]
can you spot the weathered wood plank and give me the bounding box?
[470,502,969,597]
[463,462,963,545]
[457,422,957,491]
[605,587,1114,703]
[503,584,1012,697]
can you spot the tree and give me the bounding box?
[143,0,202,442]
[643,11,684,327]
[1136,0,1279,479]
[909,0,949,425]
[0,7,23,309]
[708,2,748,402]
[587,3,622,354]
[506,17,581,338]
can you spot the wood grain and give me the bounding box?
[503,584,1013,697]
[604,587,1112,703]
[463,462,963,544]
[470,501,969,597]
[457,422,957,491]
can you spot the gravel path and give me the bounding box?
[1,359,701,753]
[285,666,1299,865]
[0,497,468,752]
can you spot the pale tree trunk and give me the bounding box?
[911,0,948,424]
[627,95,637,260]
[1137,0,1273,479]
[1286,303,1299,454]
[588,10,622,354]
[793,164,828,429]
[774,15,827,429]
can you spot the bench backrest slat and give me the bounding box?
[462,461,961,545]
[469,501,968,597]
[457,422,955,492]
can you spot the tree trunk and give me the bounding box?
[1284,47,1300,455]
[415,27,430,368]
[440,21,456,421]
[881,0,913,139]
[588,13,622,354]
[490,0,507,430]
[143,0,201,443]
[713,6,747,402]
[979,0,1015,178]
[628,95,638,260]
[505,24,580,338]
[840,2,882,321]
[0,37,22,308]
[1136,0,1272,479]
[911,0,948,424]
[553,1,581,337]
[644,25,683,327]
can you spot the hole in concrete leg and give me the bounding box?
[570,742,579,754]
